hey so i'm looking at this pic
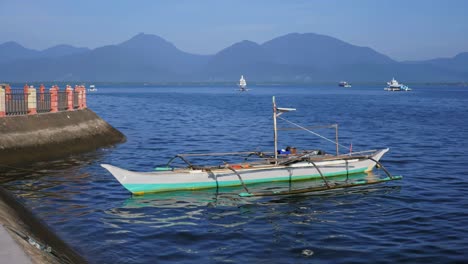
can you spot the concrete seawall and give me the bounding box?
[0,186,88,263]
[0,84,124,262]
[0,108,126,167]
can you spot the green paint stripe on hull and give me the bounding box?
[123,167,368,194]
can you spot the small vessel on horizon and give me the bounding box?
[384,78,411,91]
[238,75,249,92]
[88,84,97,92]
[339,81,352,88]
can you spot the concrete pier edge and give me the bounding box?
[0,108,126,167]
[0,224,32,263]
[0,186,88,263]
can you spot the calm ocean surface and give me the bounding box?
[2,85,468,263]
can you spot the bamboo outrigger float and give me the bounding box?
[102,97,402,196]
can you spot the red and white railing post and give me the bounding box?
[82,85,87,108]
[25,85,37,115]
[0,85,5,117]
[5,84,11,103]
[75,85,83,109]
[66,85,73,110]
[50,85,59,113]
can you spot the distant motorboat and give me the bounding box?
[88,85,97,92]
[238,75,249,91]
[339,81,351,88]
[384,78,411,91]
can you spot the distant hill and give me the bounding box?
[0,33,467,82]
[202,33,466,82]
[0,34,211,82]
[41,44,89,58]
[0,42,89,63]
[262,33,395,68]
[201,33,399,81]
[202,40,292,80]
[0,41,40,63]
[411,52,468,73]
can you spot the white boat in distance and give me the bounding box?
[102,96,401,196]
[238,75,249,91]
[384,78,411,91]
[88,84,97,92]
[339,81,352,88]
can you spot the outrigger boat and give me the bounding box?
[102,97,402,197]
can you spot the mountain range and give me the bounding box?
[1,32,467,83]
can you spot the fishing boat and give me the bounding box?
[384,78,411,91]
[88,84,97,92]
[238,75,249,91]
[339,81,352,88]
[102,96,401,196]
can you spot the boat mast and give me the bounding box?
[273,96,278,164]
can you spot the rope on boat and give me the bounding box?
[227,166,250,194]
[277,116,351,150]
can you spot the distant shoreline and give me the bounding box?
[5,81,468,88]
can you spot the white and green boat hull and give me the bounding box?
[102,149,391,195]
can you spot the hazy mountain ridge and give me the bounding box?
[0,33,467,82]
[0,41,89,63]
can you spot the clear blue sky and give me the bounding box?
[1,0,467,61]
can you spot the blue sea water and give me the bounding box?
[2,85,468,263]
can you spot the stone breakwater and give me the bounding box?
[0,84,125,167]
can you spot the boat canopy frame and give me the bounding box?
[164,149,381,171]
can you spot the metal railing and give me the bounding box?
[58,91,68,111]
[5,91,28,116]
[73,91,80,109]
[36,91,51,113]
[1,86,87,117]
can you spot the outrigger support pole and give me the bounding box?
[166,155,195,169]
[308,161,330,188]
[227,166,250,194]
[368,157,395,179]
